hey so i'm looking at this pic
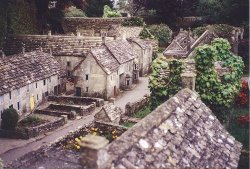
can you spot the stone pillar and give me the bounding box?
[76,30,81,37]
[79,135,109,169]
[181,72,196,91]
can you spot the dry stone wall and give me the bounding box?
[125,95,150,117]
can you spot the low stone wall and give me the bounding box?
[0,116,66,139]
[118,26,143,39]
[62,17,127,35]
[48,95,104,107]
[125,95,150,117]
[35,109,74,119]
[94,121,127,133]
[47,102,96,116]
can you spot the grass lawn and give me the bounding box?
[227,106,249,169]
[132,106,151,119]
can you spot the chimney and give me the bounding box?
[48,30,52,36]
[187,28,191,51]
[102,32,106,44]
[49,47,53,55]
[76,29,81,37]
[79,135,109,169]
[0,49,5,59]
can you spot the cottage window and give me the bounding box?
[43,80,46,86]
[27,85,29,92]
[9,92,11,100]
[17,102,20,110]
[86,74,89,80]
[67,71,71,76]
[67,61,71,67]
[86,87,89,92]
[111,76,112,81]
[9,104,13,109]
[37,94,39,101]
[36,82,38,88]
[126,80,130,86]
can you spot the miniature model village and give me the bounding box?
[0,1,249,169]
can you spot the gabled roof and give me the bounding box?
[163,29,217,58]
[90,46,120,75]
[0,51,63,95]
[105,40,135,64]
[100,103,123,122]
[128,38,152,50]
[106,88,242,169]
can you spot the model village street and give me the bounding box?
[0,77,150,166]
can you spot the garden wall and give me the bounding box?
[48,95,104,107]
[35,109,74,119]
[0,116,66,139]
[125,95,150,117]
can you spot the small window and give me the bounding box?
[27,85,29,92]
[117,70,118,75]
[126,80,130,86]
[43,80,46,86]
[37,94,39,101]
[36,82,37,88]
[17,102,20,110]
[9,104,13,109]
[86,74,89,80]
[9,92,11,100]
[86,87,89,92]
[111,76,112,81]
[67,61,71,67]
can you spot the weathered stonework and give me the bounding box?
[125,95,150,117]
[104,88,242,169]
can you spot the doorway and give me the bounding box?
[75,87,81,97]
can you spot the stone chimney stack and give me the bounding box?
[48,30,52,36]
[102,32,107,44]
[76,29,81,37]
[0,49,5,59]
[79,135,109,169]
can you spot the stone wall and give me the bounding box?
[47,95,104,107]
[35,109,74,119]
[62,17,127,35]
[4,35,114,56]
[118,26,143,39]
[0,116,66,139]
[125,94,150,117]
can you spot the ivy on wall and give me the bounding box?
[195,38,244,123]
[149,56,184,110]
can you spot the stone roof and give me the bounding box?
[98,103,123,123]
[163,30,217,58]
[90,46,120,74]
[105,40,135,64]
[106,88,242,169]
[128,38,152,50]
[0,51,63,95]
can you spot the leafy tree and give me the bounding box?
[64,6,86,17]
[103,5,122,18]
[147,24,172,46]
[149,57,183,110]
[85,0,113,17]
[1,108,19,130]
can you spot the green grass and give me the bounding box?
[132,106,151,119]
[122,122,136,128]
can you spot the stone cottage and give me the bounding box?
[72,39,137,99]
[128,38,153,76]
[0,51,65,117]
[102,88,242,169]
[94,103,123,124]
[163,29,217,59]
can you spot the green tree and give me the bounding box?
[1,108,19,130]
[85,0,113,17]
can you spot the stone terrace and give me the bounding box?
[105,88,242,169]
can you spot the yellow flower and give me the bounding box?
[76,145,80,150]
[75,138,80,142]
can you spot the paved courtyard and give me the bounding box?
[0,77,150,166]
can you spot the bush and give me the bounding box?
[122,17,144,26]
[139,27,154,39]
[192,26,206,37]
[149,57,183,110]
[195,38,244,123]
[19,115,47,127]
[147,24,172,46]
[64,6,86,17]
[1,108,19,130]
[103,5,121,18]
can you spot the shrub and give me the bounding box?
[149,57,183,110]
[122,17,144,26]
[64,6,86,17]
[103,5,122,18]
[139,27,154,39]
[1,108,19,130]
[147,24,172,46]
[18,115,47,127]
[192,26,206,37]
[195,38,244,123]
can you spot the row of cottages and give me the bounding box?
[0,51,65,116]
[71,39,139,99]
